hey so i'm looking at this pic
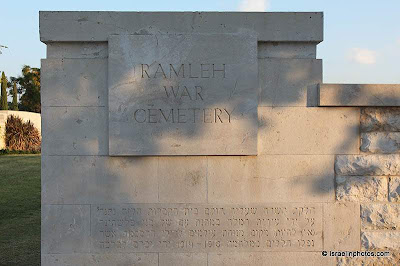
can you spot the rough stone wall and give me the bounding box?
[336,108,400,265]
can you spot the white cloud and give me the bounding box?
[397,38,400,45]
[238,0,269,12]
[350,48,377,65]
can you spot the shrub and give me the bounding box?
[0,149,40,155]
[5,115,41,152]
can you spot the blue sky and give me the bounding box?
[0,0,399,83]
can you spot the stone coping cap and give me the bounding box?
[39,11,323,43]
[319,84,400,107]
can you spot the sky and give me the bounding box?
[0,0,399,84]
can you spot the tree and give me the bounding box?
[14,66,40,113]
[12,81,18,111]
[1,72,8,110]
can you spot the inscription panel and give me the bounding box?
[91,203,322,252]
[108,34,258,155]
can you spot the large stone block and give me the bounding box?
[337,253,400,266]
[361,132,400,153]
[108,34,258,156]
[41,205,90,253]
[336,176,388,202]
[42,253,158,266]
[91,203,323,252]
[323,202,360,251]
[208,155,334,203]
[208,252,335,266]
[159,253,207,266]
[258,42,317,59]
[46,42,108,59]
[41,59,107,107]
[41,107,108,155]
[335,155,400,176]
[259,59,322,107]
[319,84,400,106]
[39,12,323,42]
[361,231,400,250]
[208,156,257,204]
[361,107,400,132]
[361,203,400,230]
[41,156,158,204]
[158,157,207,203]
[258,107,360,155]
[389,176,400,202]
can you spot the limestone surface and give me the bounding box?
[38,10,400,265]
[41,59,107,107]
[46,42,108,59]
[158,157,208,203]
[41,107,108,156]
[108,34,258,155]
[319,84,400,106]
[337,253,400,266]
[361,132,400,153]
[159,253,206,266]
[323,202,361,250]
[208,155,334,203]
[42,155,334,205]
[41,156,159,204]
[335,155,400,176]
[258,107,359,155]
[42,254,158,266]
[361,203,400,230]
[208,252,335,266]
[41,205,91,253]
[39,12,324,43]
[389,176,400,202]
[362,232,400,250]
[336,176,388,202]
[361,107,400,132]
[257,42,317,59]
[259,59,322,107]
[91,203,323,252]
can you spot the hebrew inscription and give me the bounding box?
[92,203,322,252]
[108,34,258,155]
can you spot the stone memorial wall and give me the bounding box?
[40,12,400,265]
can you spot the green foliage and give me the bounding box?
[5,115,41,152]
[0,149,40,155]
[1,72,8,110]
[12,81,18,111]
[0,155,41,265]
[13,66,40,113]
[6,65,41,113]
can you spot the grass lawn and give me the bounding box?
[0,155,41,266]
